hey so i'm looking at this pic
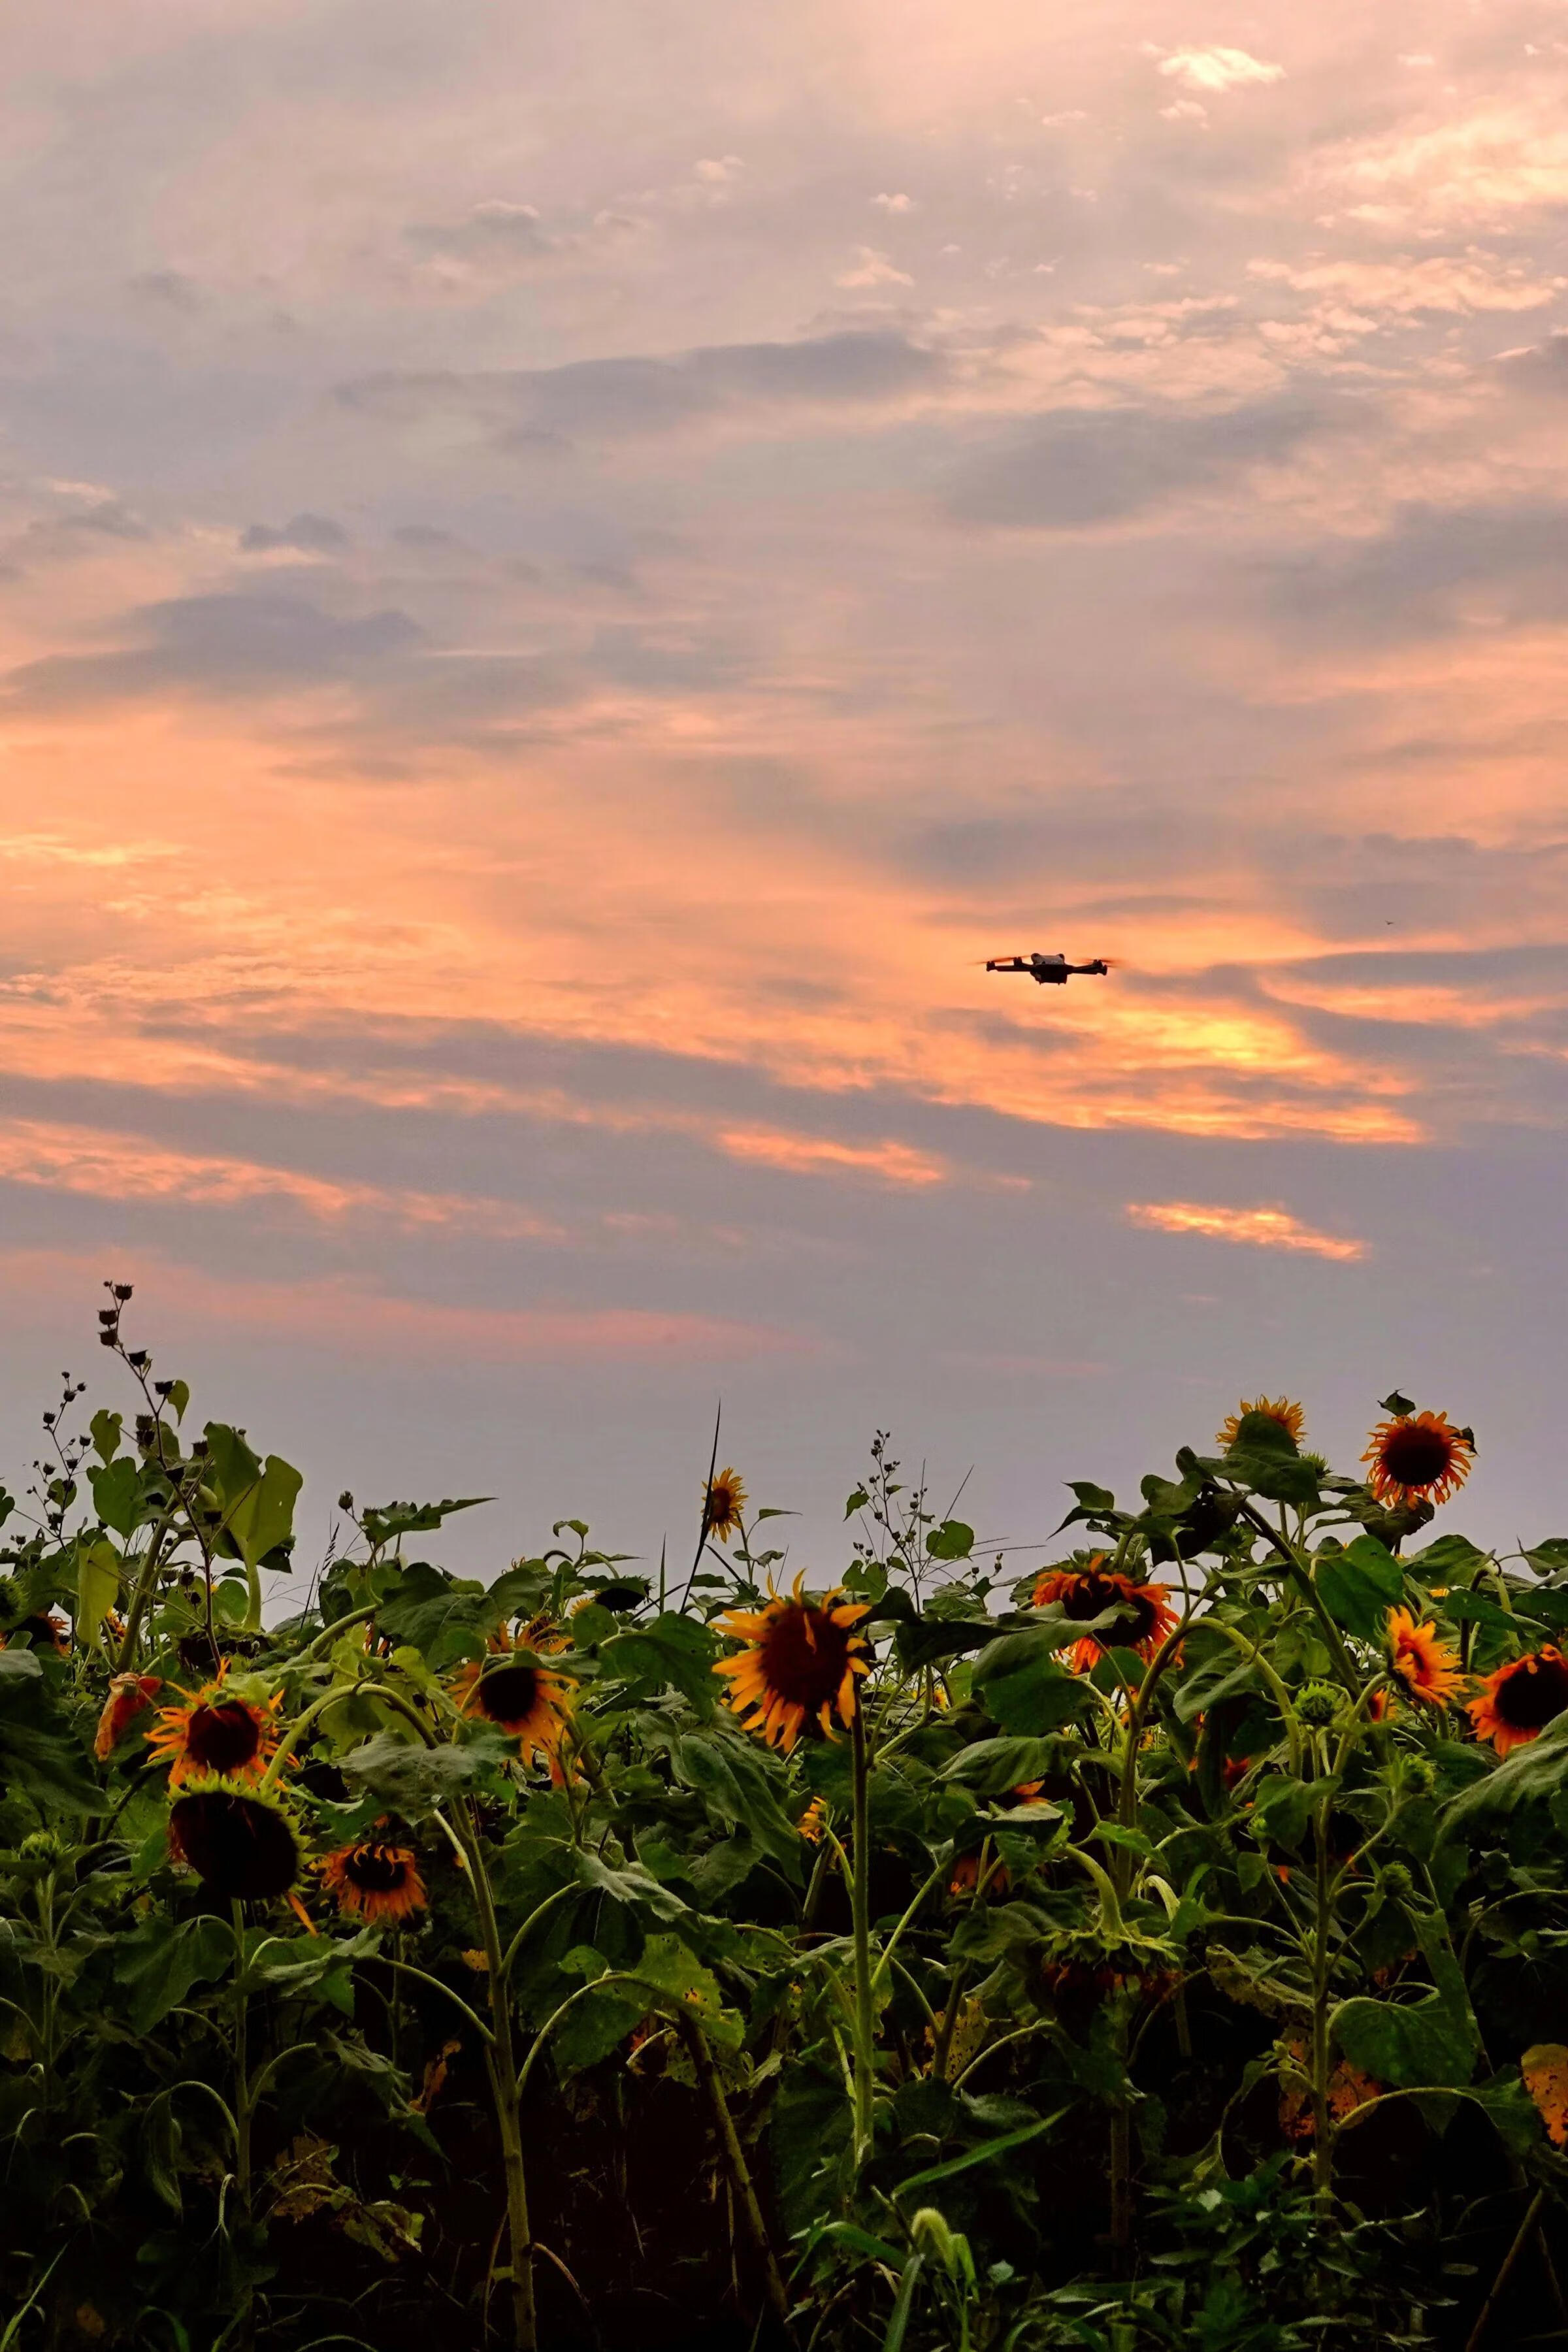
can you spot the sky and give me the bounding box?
[4,0,1568,1588]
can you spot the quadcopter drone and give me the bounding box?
[984,953,1111,986]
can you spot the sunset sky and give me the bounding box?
[5,0,1568,1579]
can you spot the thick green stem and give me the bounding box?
[1310,1775,1334,2199]
[114,1517,176,1672]
[457,1803,536,2352]
[848,1698,876,2170]
[232,1901,255,2352]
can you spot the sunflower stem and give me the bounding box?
[848,1696,877,2172]
[457,1800,536,2352]
[231,1899,256,2352]
[674,2008,794,2335]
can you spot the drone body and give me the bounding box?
[985,953,1110,986]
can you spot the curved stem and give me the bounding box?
[848,1697,876,2170]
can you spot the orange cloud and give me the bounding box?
[1125,1201,1367,1261]
[714,1127,945,1184]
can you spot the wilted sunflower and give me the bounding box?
[1031,1560,1179,1675]
[1217,1397,1305,1450]
[713,1573,871,1751]
[94,1672,162,1759]
[1363,1409,1473,1509]
[0,1612,70,1656]
[702,1467,748,1543]
[1469,1646,1568,1757]
[168,1775,301,1900]
[451,1625,574,1778]
[796,1796,828,1843]
[318,1838,428,1925]
[147,1662,282,1788]
[1388,1607,1465,1705]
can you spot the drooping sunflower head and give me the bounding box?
[702,1467,749,1543]
[1363,1409,1473,1509]
[318,1839,428,1925]
[451,1625,574,1776]
[1387,1607,1465,1705]
[94,1672,162,1760]
[1,1612,71,1656]
[1468,1646,1568,1757]
[712,1573,871,1751]
[1030,1561,1179,1675]
[168,1775,301,1900]
[1217,1397,1305,1451]
[146,1662,282,1788]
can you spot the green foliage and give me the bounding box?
[4,1332,1567,2352]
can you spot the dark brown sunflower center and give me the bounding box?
[1494,1654,1568,1731]
[759,1605,855,1712]
[186,1700,265,1772]
[1060,1575,1156,1646]
[171,1791,298,1899]
[706,1484,739,1526]
[475,1663,541,1723]
[344,1844,411,1893]
[1378,1424,1456,1489]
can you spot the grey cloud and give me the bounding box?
[403,200,638,272]
[944,397,1329,529]
[240,512,351,554]
[1496,333,1568,393]
[1267,502,1568,639]
[3,590,423,708]
[335,329,951,444]
[127,270,206,313]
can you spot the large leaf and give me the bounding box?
[939,1737,1064,1796]
[1332,1919,1479,2090]
[1315,1535,1403,1641]
[115,1911,233,2033]
[74,1537,123,1645]
[205,1424,302,1571]
[670,1731,802,1867]
[971,1625,1095,1735]
[87,1456,144,1539]
[359,1495,494,1545]
[373,1561,496,1665]
[340,1723,516,1818]
[0,1672,106,1814]
[1440,1707,1568,1837]
[601,1612,719,1711]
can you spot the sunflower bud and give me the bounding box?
[1295,1682,1341,1728]
[1398,1756,1437,1797]
[1377,1862,1416,1903]
[18,1830,61,1863]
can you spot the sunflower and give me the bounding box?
[1468,1646,1568,1757]
[168,1776,301,1900]
[712,1573,872,1751]
[1363,1409,1473,1509]
[451,1625,574,1777]
[146,1662,283,1788]
[1030,1560,1179,1675]
[1387,1607,1465,1705]
[1217,1397,1305,1450]
[318,1839,428,1925]
[93,1672,162,1760]
[0,1612,71,1656]
[796,1796,828,1844]
[702,1467,748,1543]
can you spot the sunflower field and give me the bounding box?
[6,1296,1568,2351]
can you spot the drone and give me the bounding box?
[983,953,1112,986]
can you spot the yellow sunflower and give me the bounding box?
[1468,1646,1568,1757]
[1388,1607,1465,1705]
[451,1625,574,1778]
[712,1573,872,1751]
[1363,1409,1473,1509]
[1217,1397,1305,1450]
[1031,1560,1179,1676]
[318,1839,428,1925]
[702,1467,748,1543]
[146,1661,283,1788]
